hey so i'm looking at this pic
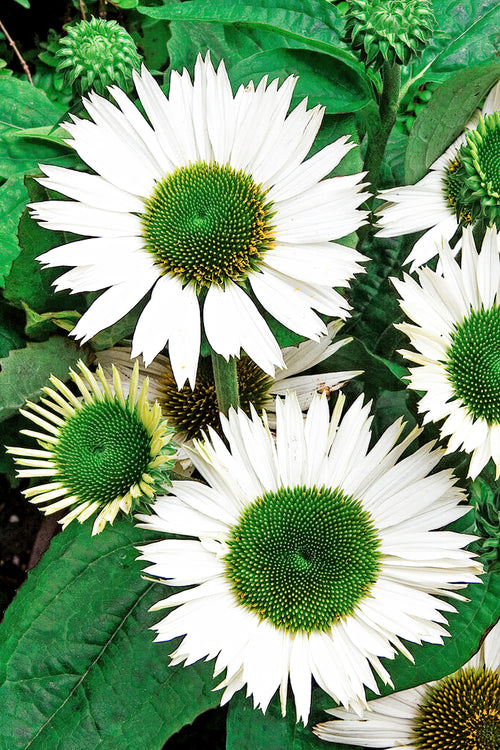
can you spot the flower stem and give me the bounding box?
[211,349,240,414]
[363,62,401,196]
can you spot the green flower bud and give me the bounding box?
[344,0,436,71]
[470,477,500,573]
[56,17,142,95]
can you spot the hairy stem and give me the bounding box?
[364,62,401,197]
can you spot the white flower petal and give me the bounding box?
[132,275,201,385]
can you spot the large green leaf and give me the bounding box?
[0,337,81,422]
[167,16,310,75]
[408,0,500,83]
[0,78,65,179]
[230,48,371,113]
[0,79,75,283]
[0,175,29,287]
[138,0,359,68]
[0,520,220,750]
[4,179,87,317]
[405,63,500,184]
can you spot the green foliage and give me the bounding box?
[0,78,66,179]
[138,0,362,69]
[405,63,500,184]
[0,519,220,750]
[0,337,82,422]
[230,48,371,113]
[1,3,500,748]
[409,0,500,82]
[166,18,310,78]
[227,691,326,750]
[470,475,500,573]
[0,78,73,283]
[0,176,29,287]
[4,179,87,317]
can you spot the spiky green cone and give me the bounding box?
[344,0,435,71]
[56,17,142,95]
[458,113,500,227]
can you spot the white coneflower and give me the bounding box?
[394,225,500,479]
[136,392,481,724]
[377,81,500,270]
[32,54,367,388]
[7,361,175,534]
[315,619,500,749]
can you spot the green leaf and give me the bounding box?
[0,300,24,358]
[138,0,358,65]
[166,17,310,76]
[12,0,30,8]
[0,80,75,284]
[22,304,81,340]
[406,0,500,84]
[405,63,500,184]
[114,0,138,7]
[323,337,407,397]
[230,48,371,114]
[0,77,66,179]
[9,125,70,148]
[227,691,326,750]
[0,520,220,750]
[4,179,87,315]
[89,299,147,351]
[132,17,170,73]
[0,175,29,286]
[0,337,81,422]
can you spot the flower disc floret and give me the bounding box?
[54,399,151,503]
[225,485,381,633]
[344,0,435,70]
[446,306,500,424]
[413,668,500,750]
[56,17,142,94]
[142,162,275,287]
[8,360,175,534]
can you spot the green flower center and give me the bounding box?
[224,485,381,634]
[470,115,500,195]
[413,668,500,749]
[141,162,275,288]
[458,113,500,226]
[53,400,152,504]
[446,306,500,424]
[158,356,272,440]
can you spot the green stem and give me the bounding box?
[211,349,240,415]
[364,62,401,197]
